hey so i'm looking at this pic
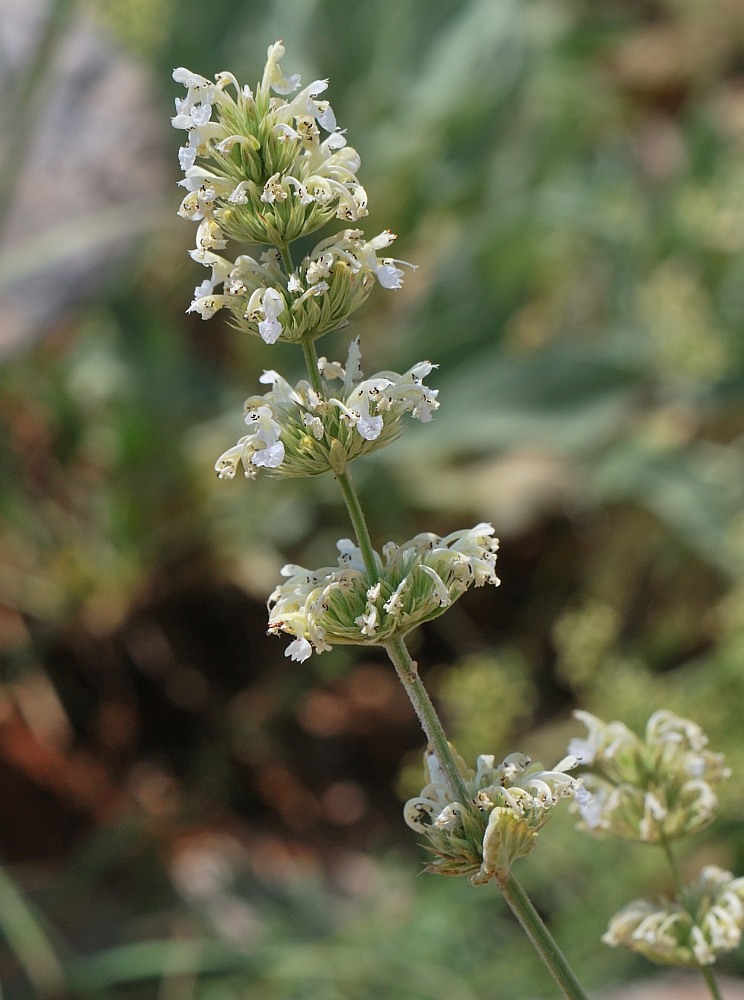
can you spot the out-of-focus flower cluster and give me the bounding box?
[214,340,438,480]
[603,866,744,967]
[403,749,586,883]
[172,43,414,343]
[568,709,730,844]
[268,524,499,662]
[569,711,742,974]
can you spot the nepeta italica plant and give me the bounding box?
[175,40,744,1000]
[170,41,589,998]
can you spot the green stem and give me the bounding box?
[301,335,325,397]
[383,635,469,803]
[497,873,589,1000]
[284,248,325,399]
[0,863,66,997]
[293,310,373,572]
[334,468,379,583]
[661,840,723,1000]
[699,967,724,1000]
[325,478,589,1000]
[289,283,586,1000]
[661,838,685,898]
[278,242,294,276]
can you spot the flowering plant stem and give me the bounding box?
[385,630,587,999]
[383,634,470,804]
[301,336,326,397]
[329,451,588,999]
[498,872,589,1000]
[700,964,724,1000]
[333,467,380,582]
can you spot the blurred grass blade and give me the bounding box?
[0,0,77,241]
[0,864,65,996]
[66,938,253,992]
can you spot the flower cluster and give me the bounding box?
[186,229,413,344]
[603,866,744,967]
[404,749,586,883]
[214,339,438,480]
[172,43,414,343]
[173,42,367,242]
[568,710,730,843]
[268,524,500,662]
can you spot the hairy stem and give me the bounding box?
[333,468,379,582]
[291,244,586,998]
[384,634,587,998]
[497,872,589,1000]
[661,838,685,899]
[301,335,325,398]
[278,241,294,276]
[699,967,724,1000]
[278,242,330,395]
[383,634,469,803]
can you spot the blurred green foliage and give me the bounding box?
[3,0,744,996]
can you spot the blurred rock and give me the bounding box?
[0,0,169,358]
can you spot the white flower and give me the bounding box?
[178,146,198,171]
[285,637,313,663]
[376,258,417,289]
[187,293,230,319]
[252,441,285,468]
[355,605,379,636]
[260,41,302,96]
[214,404,284,479]
[257,287,285,344]
[260,172,288,205]
[195,218,226,252]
